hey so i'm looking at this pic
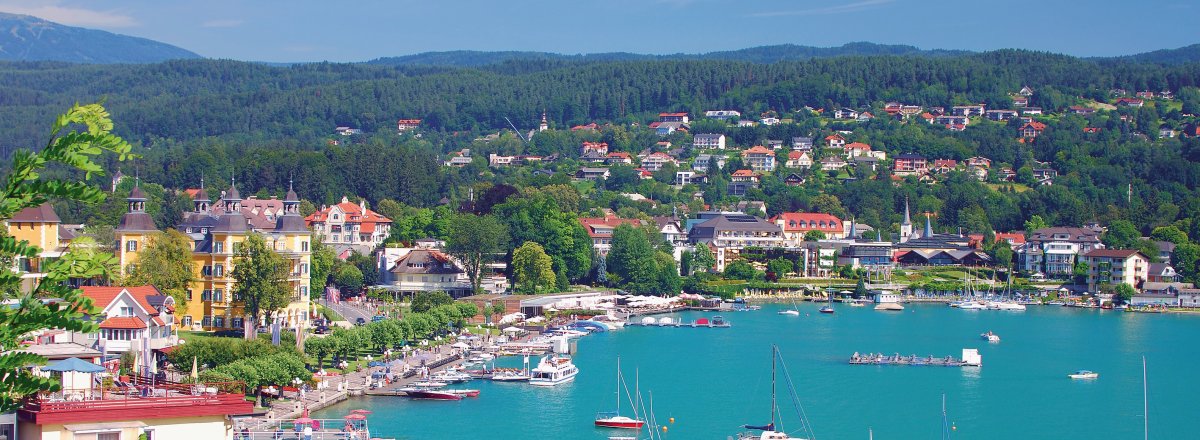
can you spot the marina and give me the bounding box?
[316,303,1198,439]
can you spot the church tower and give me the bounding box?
[899,197,913,243]
[538,110,549,132]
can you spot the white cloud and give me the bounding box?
[202,19,243,28]
[0,2,138,28]
[749,0,894,18]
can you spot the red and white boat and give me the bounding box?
[594,357,645,430]
[399,387,462,401]
[446,389,480,398]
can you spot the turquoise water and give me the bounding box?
[316,304,1199,439]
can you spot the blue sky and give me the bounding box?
[1,0,1196,62]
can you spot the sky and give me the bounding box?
[0,0,1196,63]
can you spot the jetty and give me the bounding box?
[849,349,981,367]
[624,316,731,328]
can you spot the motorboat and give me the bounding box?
[980,331,1000,342]
[429,369,472,383]
[409,381,447,388]
[1068,370,1099,379]
[778,309,800,316]
[529,354,579,386]
[957,301,986,310]
[590,315,626,329]
[818,306,834,314]
[987,301,1026,311]
[595,357,645,430]
[490,370,531,382]
[848,300,866,307]
[445,389,480,398]
[399,387,462,400]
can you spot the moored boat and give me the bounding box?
[529,354,579,386]
[980,331,1000,342]
[399,387,463,400]
[445,388,480,397]
[734,345,814,440]
[595,357,645,430]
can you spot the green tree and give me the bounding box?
[1171,243,1200,283]
[333,264,364,294]
[0,103,133,412]
[691,244,715,274]
[723,260,759,281]
[231,233,292,339]
[767,257,794,280]
[1114,283,1137,302]
[309,240,336,297]
[1023,215,1049,235]
[303,336,332,369]
[655,251,681,296]
[126,229,196,313]
[410,291,453,313]
[607,225,659,294]
[512,241,556,293]
[803,230,826,241]
[447,214,509,294]
[1102,220,1140,249]
[1150,226,1189,246]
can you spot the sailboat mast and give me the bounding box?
[615,356,621,414]
[1143,356,1149,440]
[771,345,778,429]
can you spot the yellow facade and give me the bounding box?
[115,185,313,332]
[19,414,232,440]
[5,205,63,294]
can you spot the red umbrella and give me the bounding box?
[350,409,372,415]
[294,417,314,425]
[344,414,367,420]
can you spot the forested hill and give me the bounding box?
[1098,44,1200,66]
[366,42,968,67]
[0,13,201,63]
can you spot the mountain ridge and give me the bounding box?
[0,12,201,63]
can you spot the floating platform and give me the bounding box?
[849,349,981,367]
[625,316,731,328]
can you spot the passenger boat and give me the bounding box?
[529,354,579,386]
[980,331,1000,342]
[1068,370,1099,379]
[490,370,532,382]
[399,387,462,400]
[595,357,645,430]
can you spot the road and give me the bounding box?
[322,299,375,324]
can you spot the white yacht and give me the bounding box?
[987,301,1027,311]
[529,354,579,386]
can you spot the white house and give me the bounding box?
[81,286,177,354]
[693,133,727,149]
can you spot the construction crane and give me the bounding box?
[503,117,530,146]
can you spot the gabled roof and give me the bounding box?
[824,134,845,141]
[1083,249,1146,259]
[389,249,463,274]
[81,286,166,316]
[844,142,871,151]
[305,199,393,224]
[771,212,843,232]
[731,169,757,177]
[99,316,147,329]
[11,204,61,223]
[742,145,773,156]
[578,215,644,238]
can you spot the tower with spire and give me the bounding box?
[538,110,548,132]
[924,213,934,238]
[115,177,159,270]
[900,197,914,242]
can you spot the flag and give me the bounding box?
[271,319,281,345]
[191,356,199,380]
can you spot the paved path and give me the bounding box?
[323,300,375,324]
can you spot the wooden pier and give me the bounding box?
[848,349,981,367]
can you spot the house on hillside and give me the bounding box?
[824,134,846,149]
[951,105,985,117]
[741,145,776,172]
[786,151,813,169]
[581,141,609,161]
[792,137,814,150]
[844,142,872,158]
[705,110,741,120]
[892,154,929,176]
[693,133,727,149]
[834,108,860,119]
[396,119,421,132]
[575,167,610,181]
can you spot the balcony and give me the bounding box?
[21,378,253,425]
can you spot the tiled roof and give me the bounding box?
[99,316,147,329]
[11,204,61,223]
[771,213,843,233]
[1083,249,1144,259]
[844,142,871,151]
[742,145,773,155]
[389,249,463,275]
[305,200,393,225]
[81,286,164,314]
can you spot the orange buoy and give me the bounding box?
[662,426,668,432]
[669,417,675,424]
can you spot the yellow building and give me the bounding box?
[4,204,66,294]
[115,180,312,332]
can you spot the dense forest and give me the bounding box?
[2,50,1200,260]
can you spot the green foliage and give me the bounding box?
[1114,283,1137,301]
[309,240,336,296]
[767,257,795,280]
[410,291,453,313]
[1102,220,1141,249]
[345,252,378,288]
[126,229,196,313]
[0,103,133,412]
[446,214,509,294]
[723,260,760,281]
[690,244,715,274]
[1023,215,1049,234]
[607,225,663,295]
[333,264,364,294]
[231,233,291,337]
[1150,226,1189,246]
[803,230,826,242]
[512,241,556,293]
[1172,243,1200,284]
[168,333,299,371]
[493,193,592,282]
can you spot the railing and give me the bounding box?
[24,378,247,413]
[237,419,373,440]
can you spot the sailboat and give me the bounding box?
[941,394,953,440]
[819,290,834,314]
[595,357,645,429]
[735,345,815,440]
[778,294,800,316]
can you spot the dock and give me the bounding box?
[624,316,731,328]
[849,349,981,367]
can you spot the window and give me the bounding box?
[233,291,242,302]
[213,242,224,253]
[202,316,212,327]
[202,265,213,276]
[232,242,242,253]
[300,286,308,297]
[126,240,138,252]
[96,432,120,440]
[231,317,243,330]
[301,263,309,275]
[214,289,224,302]
[214,264,224,277]
[301,241,309,252]
[181,316,193,326]
[214,316,225,328]
[201,290,212,301]
[119,306,133,316]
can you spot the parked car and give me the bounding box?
[355,317,366,326]
[371,315,385,322]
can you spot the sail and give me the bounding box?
[744,423,775,431]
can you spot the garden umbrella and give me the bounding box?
[42,357,105,373]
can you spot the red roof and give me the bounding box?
[731,169,756,177]
[1083,249,1145,259]
[932,159,958,168]
[742,145,773,156]
[996,232,1026,245]
[606,152,632,159]
[582,141,608,151]
[920,112,935,120]
[99,316,147,329]
[844,142,871,151]
[788,151,803,159]
[1022,121,1047,131]
[304,199,393,226]
[659,112,688,117]
[770,212,843,233]
[81,286,164,315]
[578,215,645,238]
[824,134,845,141]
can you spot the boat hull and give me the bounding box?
[594,418,645,429]
[400,389,463,400]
